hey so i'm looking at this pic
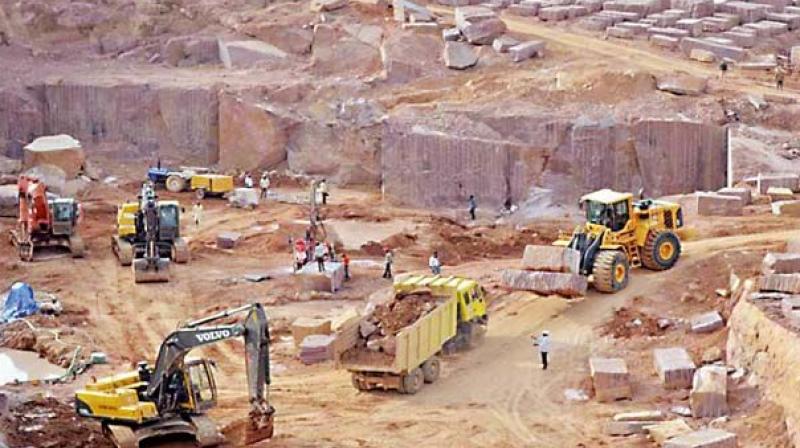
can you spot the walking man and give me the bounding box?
[532,331,550,370]
[319,179,329,205]
[775,65,786,90]
[468,195,477,221]
[719,60,728,83]
[191,201,203,228]
[382,248,394,279]
[314,242,326,273]
[259,172,270,200]
[429,251,442,275]
[342,252,351,280]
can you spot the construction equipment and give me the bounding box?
[553,189,684,293]
[8,175,84,261]
[148,165,234,200]
[339,275,488,394]
[112,184,188,283]
[75,303,275,448]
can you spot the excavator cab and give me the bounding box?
[50,198,80,236]
[185,359,218,413]
[157,203,180,242]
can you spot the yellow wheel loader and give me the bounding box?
[75,303,275,448]
[111,185,189,283]
[553,189,684,293]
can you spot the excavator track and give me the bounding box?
[104,424,137,448]
[112,236,134,266]
[191,415,224,447]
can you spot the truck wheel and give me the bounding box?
[641,231,681,271]
[593,250,629,293]
[351,374,365,391]
[422,357,441,383]
[401,368,424,394]
[165,175,186,193]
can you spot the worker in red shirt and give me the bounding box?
[342,253,350,281]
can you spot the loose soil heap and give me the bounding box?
[1,397,111,448]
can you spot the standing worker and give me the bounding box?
[319,179,329,205]
[382,248,394,279]
[532,331,551,370]
[429,251,442,275]
[468,195,477,221]
[244,172,254,189]
[719,60,728,83]
[191,201,203,228]
[259,172,270,200]
[314,242,326,273]
[775,65,786,90]
[342,252,351,281]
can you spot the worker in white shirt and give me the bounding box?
[532,331,551,370]
[429,251,442,275]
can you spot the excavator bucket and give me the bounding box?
[222,411,274,446]
[132,257,171,283]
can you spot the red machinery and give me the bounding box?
[9,175,84,261]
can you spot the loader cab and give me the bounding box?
[182,359,218,413]
[581,189,634,233]
[49,198,79,235]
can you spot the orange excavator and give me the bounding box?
[9,175,84,261]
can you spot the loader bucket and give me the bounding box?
[132,258,171,283]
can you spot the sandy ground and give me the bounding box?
[1,174,799,447]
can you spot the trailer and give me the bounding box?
[338,275,488,394]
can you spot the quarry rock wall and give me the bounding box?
[727,298,800,446]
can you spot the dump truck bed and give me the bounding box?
[340,296,457,375]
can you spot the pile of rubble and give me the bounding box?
[345,290,440,360]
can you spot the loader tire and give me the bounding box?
[593,250,629,293]
[641,231,681,271]
[401,368,424,395]
[422,357,441,383]
[165,175,186,193]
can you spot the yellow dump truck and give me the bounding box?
[338,275,488,394]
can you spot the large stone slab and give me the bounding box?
[589,357,632,402]
[720,1,769,22]
[716,187,751,205]
[645,419,693,445]
[654,347,696,389]
[455,6,507,44]
[509,40,546,62]
[297,261,345,293]
[763,252,800,275]
[690,311,724,333]
[613,410,666,421]
[0,184,17,217]
[671,0,714,17]
[218,95,290,171]
[539,5,572,20]
[606,420,661,435]
[664,429,737,448]
[679,37,746,61]
[217,231,242,249]
[501,269,588,297]
[766,12,800,29]
[696,192,743,216]
[493,36,520,52]
[219,40,287,69]
[690,365,728,418]
[768,187,795,202]
[23,135,85,179]
[656,74,707,95]
[291,317,332,346]
[523,245,580,273]
[772,200,800,217]
[443,41,479,69]
[757,174,800,193]
[758,273,800,294]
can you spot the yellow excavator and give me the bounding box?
[112,183,189,283]
[75,304,275,447]
[553,189,684,293]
